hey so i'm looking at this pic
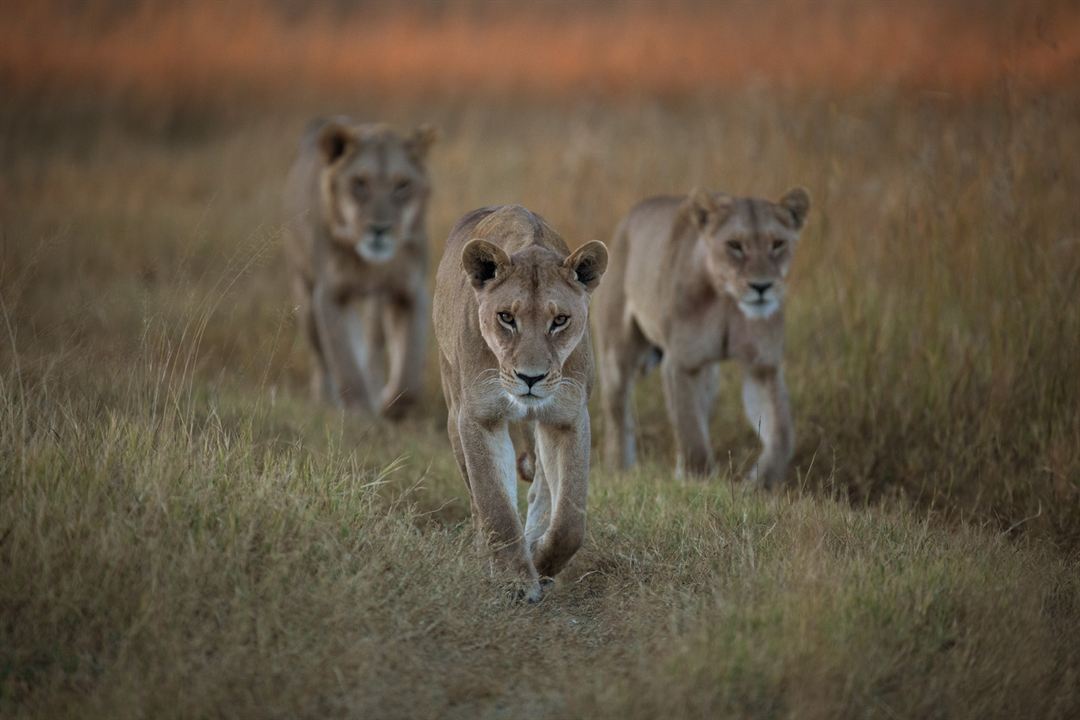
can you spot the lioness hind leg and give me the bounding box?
[599,313,651,470]
[741,366,794,489]
[524,427,552,548]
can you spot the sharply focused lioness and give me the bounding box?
[284,117,436,418]
[594,188,810,488]
[434,205,608,602]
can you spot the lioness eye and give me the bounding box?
[551,314,569,330]
[497,311,515,327]
[393,178,412,199]
[726,240,744,256]
[771,239,786,253]
[352,177,370,200]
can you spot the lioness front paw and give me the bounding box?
[506,579,545,605]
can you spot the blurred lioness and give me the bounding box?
[434,205,608,602]
[594,187,810,487]
[284,117,436,418]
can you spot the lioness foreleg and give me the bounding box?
[661,357,715,477]
[380,285,429,419]
[313,282,374,412]
[530,416,589,579]
[741,365,793,489]
[457,415,541,601]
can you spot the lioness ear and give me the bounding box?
[462,239,511,289]
[779,187,811,230]
[406,124,439,162]
[687,187,720,231]
[564,240,609,293]
[317,121,356,164]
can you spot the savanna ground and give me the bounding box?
[2,1,1080,718]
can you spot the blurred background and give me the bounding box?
[4,0,1078,104]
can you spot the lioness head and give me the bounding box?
[461,215,608,408]
[688,187,811,319]
[317,120,437,263]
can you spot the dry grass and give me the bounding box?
[2,367,1078,718]
[3,1,1080,717]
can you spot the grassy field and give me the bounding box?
[3,1,1080,717]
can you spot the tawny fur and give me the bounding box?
[283,116,436,418]
[434,205,608,602]
[593,188,810,488]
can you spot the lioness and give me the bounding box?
[594,188,810,487]
[434,205,608,602]
[284,117,436,418]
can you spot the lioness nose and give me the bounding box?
[749,281,773,296]
[516,372,547,388]
[370,223,392,236]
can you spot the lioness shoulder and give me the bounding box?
[593,187,810,487]
[434,205,608,602]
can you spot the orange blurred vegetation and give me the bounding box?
[2,0,1079,105]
